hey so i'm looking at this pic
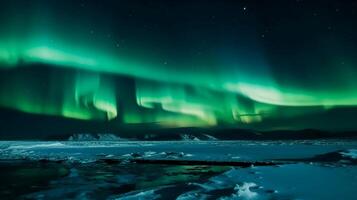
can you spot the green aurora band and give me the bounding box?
[0,0,357,128]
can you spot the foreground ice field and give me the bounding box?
[0,140,357,199]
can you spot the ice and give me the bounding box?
[221,163,357,200]
[1,140,357,199]
[176,191,209,200]
[7,142,65,149]
[112,189,161,200]
[2,140,357,163]
[341,149,357,159]
[233,182,258,199]
[219,182,259,200]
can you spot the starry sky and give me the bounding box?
[0,0,357,131]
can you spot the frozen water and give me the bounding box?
[0,140,357,199]
[112,189,161,200]
[1,140,357,163]
[341,149,357,159]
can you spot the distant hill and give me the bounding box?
[59,127,357,141]
[1,107,357,141]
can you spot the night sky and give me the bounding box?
[0,0,357,131]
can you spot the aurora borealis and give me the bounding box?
[0,0,357,130]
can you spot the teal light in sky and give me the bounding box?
[0,0,357,129]
[0,69,117,121]
[0,39,357,127]
[1,42,356,107]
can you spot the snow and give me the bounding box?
[68,133,127,141]
[68,133,96,141]
[180,134,200,141]
[98,134,127,141]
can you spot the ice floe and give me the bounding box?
[341,149,357,159]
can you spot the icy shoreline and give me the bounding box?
[1,140,357,199]
[1,140,357,163]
